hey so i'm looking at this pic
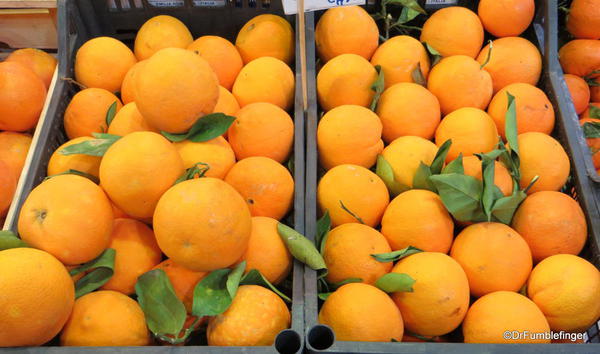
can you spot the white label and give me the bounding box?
[425,0,458,5]
[282,0,366,15]
[147,0,184,6]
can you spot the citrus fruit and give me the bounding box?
[582,102,600,119]
[134,15,193,60]
[0,131,32,181]
[370,35,430,88]
[566,0,600,39]
[63,87,123,139]
[580,118,600,168]
[120,60,146,105]
[236,14,294,65]
[153,259,207,313]
[0,160,16,218]
[6,48,57,89]
[213,86,240,116]
[564,74,591,115]
[173,136,236,179]
[591,86,600,103]
[188,35,243,90]
[462,155,514,196]
[381,136,439,188]
[559,39,600,77]
[107,102,158,136]
[47,137,102,179]
[477,0,535,37]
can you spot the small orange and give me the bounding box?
[564,74,591,115]
[63,88,123,139]
[559,39,600,77]
[371,36,430,89]
[462,156,514,196]
[107,102,158,136]
[477,0,535,37]
[120,60,146,105]
[0,160,16,218]
[566,0,600,39]
[516,132,570,193]
[0,131,32,181]
[381,136,439,188]
[236,14,294,65]
[173,136,236,179]
[47,137,102,179]
[213,86,240,116]
[153,259,207,313]
[188,35,243,90]
[6,48,57,89]
[134,15,193,60]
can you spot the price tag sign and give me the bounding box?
[283,0,366,15]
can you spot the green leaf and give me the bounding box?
[371,246,423,263]
[192,268,232,318]
[376,155,410,197]
[583,121,600,138]
[174,162,210,185]
[386,0,426,14]
[59,134,121,157]
[589,105,600,119]
[135,269,187,337]
[0,231,29,250]
[316,210,331,254]
[442,154,464,174]
[277,223,327,271]
[423,42,442,66]
[226,261,246,299]
[105,101,118,127]
[504,92,519,159]
[480,156,496,221]
[491,190,527,225]
[240,269,291,303]
[412,162,436,192]
[479,40,494,70]
[318,292,331,301]
[44,169,100,184]
[339,201,365,224]
[329,277,362,290]
[430,139,452,174]
[404,331,437,342]
[375,273,415,293]
[411,63,426,87]
[370,65,385,112]
[161,113,236,143]
[70,248,115,298]
[429,173,486,223]
[397,6,421,24]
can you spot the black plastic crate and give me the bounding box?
[303,0,600,352]
[4,0,305,352]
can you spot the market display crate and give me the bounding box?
[302,0,600,352]
[3,0,305,352]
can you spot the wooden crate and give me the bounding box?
[0,0,57,52]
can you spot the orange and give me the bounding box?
[564,74,591,115]
[315,6,378,63]
[477,37,542,94]
[47,137,102,178]
[107,102,158,136]
[477,0,535,37]
[18,174,113,265]
[487,83,555,139]
[0,160,16,218]
[134,15,193,61]
[60,290,150,346]
[450,222,532,297]
[427,55,493,115]
[511,191,587,263]
[0,131,32,181]
[154,177,251,272]
[239,216,293,285]
[420,6,484,58]
[236,14,294,65]
[0,61,47,132]
[75,37,137,92]
[64,88,123,139]
[135,48,219,134]
[317,105,383,170]
[153,259,207,313]
[515,132,570,193]
[527,254,600,332]
[232,56,294,111]
[318,283,404,342]
[381,136,439,188]
[370,36,430,89]
[462,155,514,196]
[213,86,240,116]
[580,117,600,169]
[435,107,498,162]
[188,35,243,90]
[6,48,57,89]
[381,190,454,253]
[559,39,600,77]
[376,83,440,142]
[391,252,470,336]
[101,218,162,295]
[224,156,294,220]
[228,102,294,163]
[591,86,600,103]
[120,60,146,105]
[582,102,600,119]
[463,291,550,343]
[100,131,184,219]
[566,0,600,39]
[173,136,236,179]
[317,164,389,227]
[0,248,74,346]
[316,53,378,112]
[322,223,392,285]
[208,285,290,346]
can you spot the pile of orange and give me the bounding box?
[314,2,600,344]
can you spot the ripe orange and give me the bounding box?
[315,6,379,63]
[317,164,389,228]
[63,88,123,139]
[188,35,243,90]
[0,248,74,346]
[107,102,158,136]
[153,177,251,272]
[580,118,600,169]
[322,223,392,285]
[0,131,32,181]
[381,190,454,253]
[450,222,532,297]
[318,283,404,342]
[463,291,550,343]
[477,0,535,37]
[235,14,295,65]
[153,259,207,313]
[371,36,430,88]
[591,86,600,103]
[516,132,570,193]
[120,60,146,105]
[173,136,236,179]
[47,137,102,179]
[213,86,240,116]
[376,83,441,142]
[6,48,57,89]
[134,15,193,60]
[462,156,514,196]
[420,6,484,58]
[391,252,470,336]
[381,136,439,188]
[224,157,294,220]
[566,0,600,39]
[317,105,383,170]
[564,74,591,115]
[0,160,16,218]
[18,174,114,265]
[559,39,600,77]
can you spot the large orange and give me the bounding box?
[322,223,392,285]
[462,155,513,196]
[317,164,389,228]
[511,191,587,263]
[427,55,493,115]
[317,53,378,112]
[376,83,440,142]
[420,6,483,58]
[235,14,294,65]
[173,136,236,179]
[318,283,404,342]
[391,252,470,336]
[63,88,123,139]
[120,60,146,105]
[567,0,600,39]
[450,222,532,297]
[107,102,158,136]
[224,156,294,220]
[134,15,193,60]
[99,131,184,219]
[371,36,430,89]
[381,190,454,253]
[559,39,600,77]
[0,248,74,346]
[317,105,383,170]
[381,136,438,188]
[135,48,219,134]
[0,160,16,218]
[153,259,207,313]
[0,61,47,132]
[188,35,243,90]
[6,48,57,89]
[47,137,102,179]
[0,131,32,181]
[477,0,535,37]
[463,291,550,343]
[18,174,113,265]
[153,177,251,272]
[564,74,591,115]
